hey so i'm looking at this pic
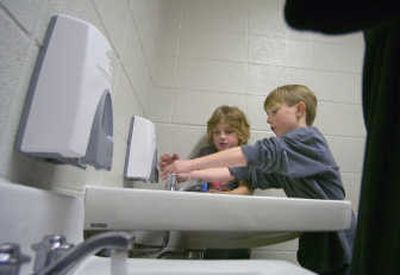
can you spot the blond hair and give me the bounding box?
[207,105,250,145]
[264,84,317,126]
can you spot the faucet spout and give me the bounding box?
[33,231,134,275]
[166,173,178,191]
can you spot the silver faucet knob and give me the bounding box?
[33,231,134,275]
[31,235,74,273]
[0,242,31,275]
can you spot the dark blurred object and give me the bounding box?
[284,1,400,274]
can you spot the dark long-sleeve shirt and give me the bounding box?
[230,127,356,273]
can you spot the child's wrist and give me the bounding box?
[191,157,203,171]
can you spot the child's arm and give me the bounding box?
[177,167,234,183]
[212,184,253,195]
[161,146,247,179]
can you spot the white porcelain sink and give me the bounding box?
[175,231,300,249]
[72,256,316,275]
[84,186,352,249]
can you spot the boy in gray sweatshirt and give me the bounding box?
[161,84,356,275]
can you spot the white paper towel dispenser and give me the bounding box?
[16,14,114,170]
[124,116,158,182]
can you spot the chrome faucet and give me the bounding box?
[0,242,30,275]
[32,231,134,275]
[166,173,178,191]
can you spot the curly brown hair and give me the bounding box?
[206,105,251,145]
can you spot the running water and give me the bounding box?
[110,249,128,275]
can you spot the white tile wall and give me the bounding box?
[172,90,247,125]
[0,0,158,192]
[248,0,283,37]
[1,0,47,41]
[326,136,365,173]
[180,0,247,33]
[0,9,26,141]
[246,64,286,95]
[112,64,144,140]
[0,7,40,181]
[176,59,247,93]
[180,30,248,62]
[311,71,359,104]
[93,0,131,58]
[246,95,268,130]
[249,35,288,66]
[318,102,366,137]
[146,87,176,123]
[311,40,364,73]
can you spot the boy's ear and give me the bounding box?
[296,101,306,118]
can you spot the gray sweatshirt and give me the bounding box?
[229,127,356,273]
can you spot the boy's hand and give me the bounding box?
[161,159,191,180]
[175,172,191,182]
[159,153,179,170]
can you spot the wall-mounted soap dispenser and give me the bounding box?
[16,14,114,170]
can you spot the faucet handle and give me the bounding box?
[0,242,31,275]
[31,235,74,273]
[33,231,135,275]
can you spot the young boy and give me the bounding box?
[161,84,356,275]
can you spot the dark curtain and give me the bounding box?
[284,1,400,274]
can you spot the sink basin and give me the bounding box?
[84,186,351,249]
[175,231,300,249]
[72,256,316,275]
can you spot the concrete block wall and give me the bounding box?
[0,0,163,194]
